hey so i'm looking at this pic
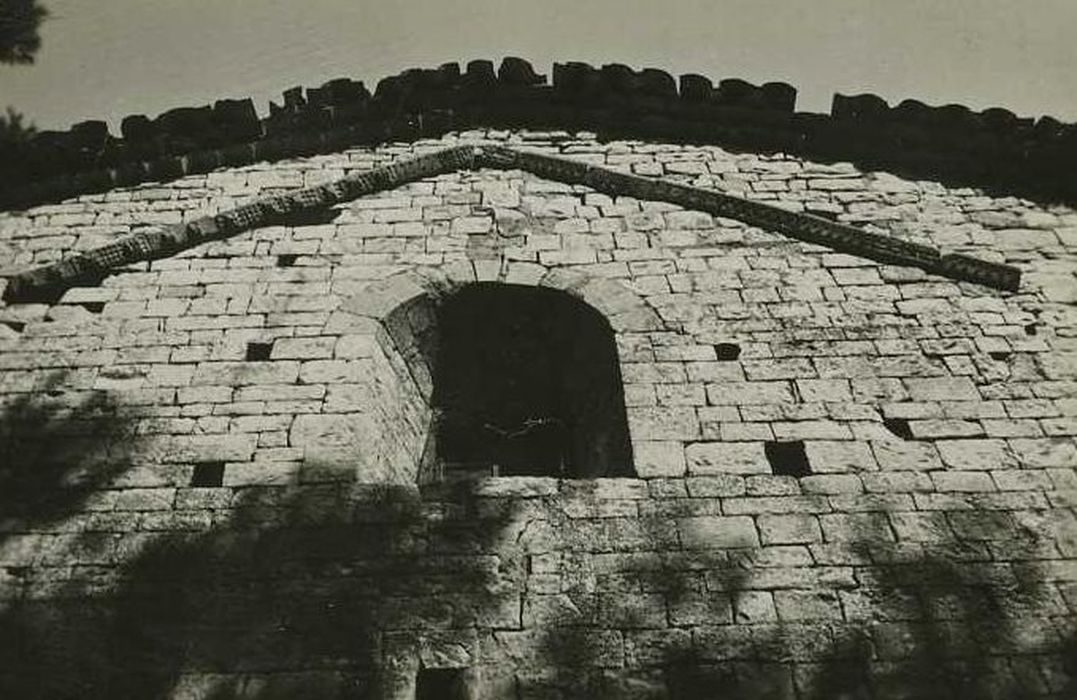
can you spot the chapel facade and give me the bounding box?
[0,58,1075,699]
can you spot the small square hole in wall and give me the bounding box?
[714,343,741,361]
[415,667,467,700]
[764,440,811,477]
[246,341,274,361]
[883,418,914,440]
[77,302,106,313]
[276,254,298,268]
[1025,323,1038,336]
[190,462,225,487]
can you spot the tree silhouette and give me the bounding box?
[0,1,47,170]
[0,0,48,64]
[0,105,34,146]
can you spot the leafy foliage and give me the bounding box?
[0,0,48,64]
[0,105,35,147]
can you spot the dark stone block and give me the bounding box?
[373,74,403,104]
[5,180,50,211]
[761,82,797,112]
[498,57,545,86]
[322,78,370,106]
[553,62,599,93]
[437,62,461,83]
[185,149,222,174]
[421,109,457,137]
[330,102,367,128]
[29,130,70,152]
[155,106,214,139]
[831,93,890,121]
[892,99,932,123]
[679,74,713,101]
[78,169,114,193]
[601,63,636,93]
[322,127,353,152]
[113,161,148,187]
[714,78,758,107]
[389,68,459,111]
[638,69,677,98]
[252,136,290,163]
[306,85,329,109]
[146,156,184,182]
[220,143,254,167]
[934,103,976,130]
[1033,115,1065,139]
[385,116,422,141]
[212,98,261,141]
[70,121,110,149]
[263,112,298,137]
[98,141,129,168]
[293,130,325,157]
[283,86,305,108]
[465,60,497,88]
[980,108,1019,132]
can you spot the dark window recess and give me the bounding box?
[276,254,299,267]
[432,283,634,479]
[1025,323,1038,336]
[246,341,274,361]
[190,462,225,487]
[415,668,467,700]
[764,440,811,477]
[714,343,741,361]
[0,320,26,333]
[989,351,1010,361]
[882,417,914,440]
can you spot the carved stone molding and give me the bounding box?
[1,145,1020,303]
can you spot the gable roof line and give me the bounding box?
[2,57,1075,211]
[0,145,1020,304]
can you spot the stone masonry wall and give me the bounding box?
[0,129,1075,698]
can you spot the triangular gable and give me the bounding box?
[0,145,1020,303]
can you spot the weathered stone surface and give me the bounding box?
[633,440,687,477]
[757,514,822,545]
[686,441,770,475]
[804,440,877,472]
[0,125,1072,697]
[678,515,760,548]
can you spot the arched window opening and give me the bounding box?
[430,283,634,480]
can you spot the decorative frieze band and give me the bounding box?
[0,145,1020,303]
[477,146,1020,291]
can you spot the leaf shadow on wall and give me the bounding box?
[0,371,136,547]
[0,475,524,699]
[528,505,1068,699]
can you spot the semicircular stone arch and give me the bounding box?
[305,263,668,486]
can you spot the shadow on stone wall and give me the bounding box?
[803,553,1053,700]
[0,372,135,543]
[0,406,1071,700]
[0,479,522,699]
[679,518,1058,700]
[529,508,1064,699]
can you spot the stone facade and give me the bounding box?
[1,120,1075,698]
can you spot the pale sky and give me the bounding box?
[2,0,1075,131]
